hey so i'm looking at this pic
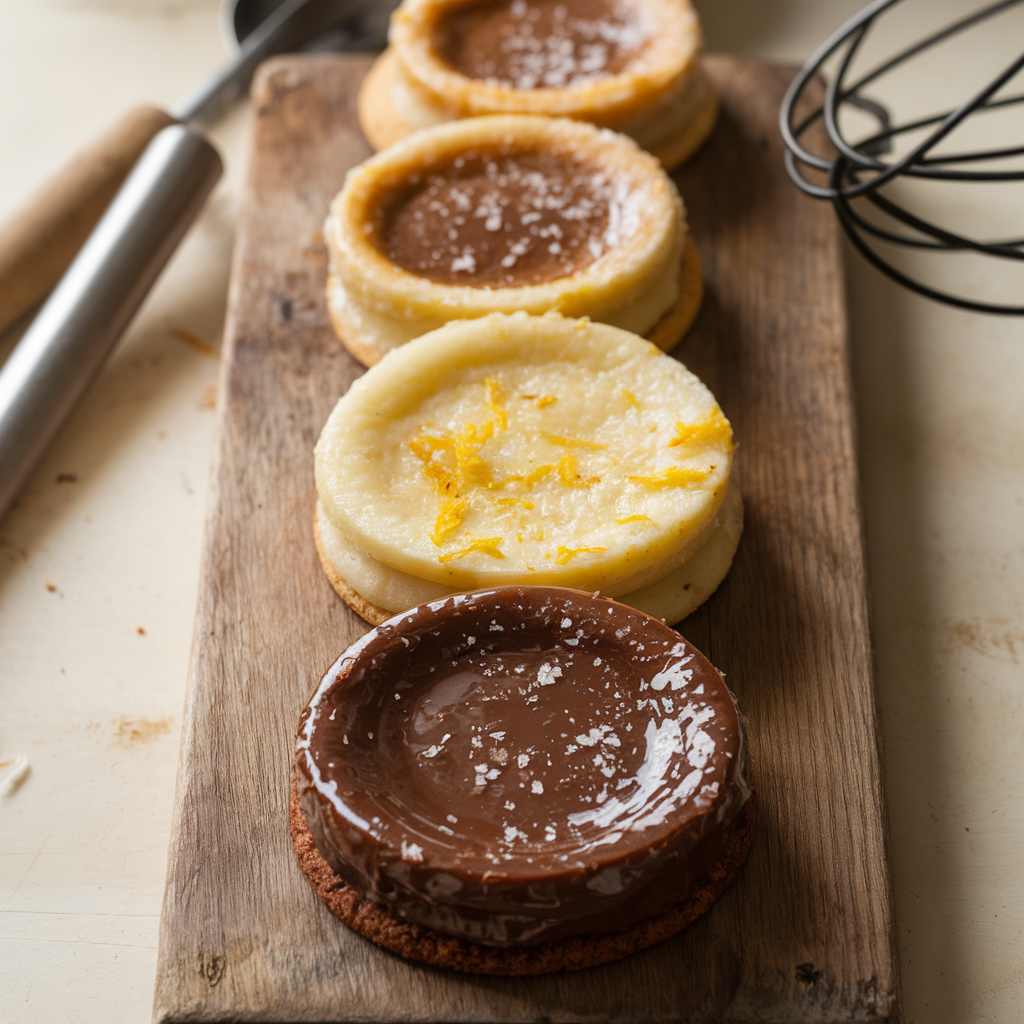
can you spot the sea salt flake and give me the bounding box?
[401,841,424,864]
[537,662,562,686]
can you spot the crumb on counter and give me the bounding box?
[171,327,218,358]
[0,756,30,795]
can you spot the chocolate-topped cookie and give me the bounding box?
[357,0,719,169]
[292,586,753,972]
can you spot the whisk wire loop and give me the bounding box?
[780,0,1024,312]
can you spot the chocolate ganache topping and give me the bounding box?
[436,0,651,90]
[295,587,749,947]
[379,150,622,287]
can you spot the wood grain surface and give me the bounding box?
[153,54,901,1023]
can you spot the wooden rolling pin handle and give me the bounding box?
[0,104,177,337]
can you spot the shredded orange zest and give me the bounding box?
[409,378,619,550]
[485,377,507,431]
[542,432,608,450]
[628,466,714,488]
[669,408,733,449]
[555,545,607,564]
[556,455,599,488]
[410,380,514,542]
[622,390,640,409]
[432,496,469,545]
[408,434,456,495]
[616,514,653,524]
[437,537,505,563]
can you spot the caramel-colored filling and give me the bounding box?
[380,152,617,287]
[436,0,650,90]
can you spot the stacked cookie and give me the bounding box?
[324,115,702,364]
[314,313,741,626]
[359,0,718,168]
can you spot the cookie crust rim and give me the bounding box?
[357,45,718,169]
[290,768,756,975]
[326,234,703,367]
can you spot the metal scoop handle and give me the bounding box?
[0,126,222,519]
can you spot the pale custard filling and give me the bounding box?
[316,480,742,623]
[315,314,734,598]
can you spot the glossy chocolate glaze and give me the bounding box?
[295,587,749,947]
[436,0,650,90]
[380,151,615,287]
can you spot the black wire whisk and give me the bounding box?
[780,0,1024,315]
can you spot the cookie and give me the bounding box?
[357,0,717,170]
[291,775,756,974]
[314,477,742,625]
[314,313,741,622]
[324,115,700,366]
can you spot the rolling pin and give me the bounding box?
[0,106,176,337]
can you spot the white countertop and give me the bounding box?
[1,2,1022,1021]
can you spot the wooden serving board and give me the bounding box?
[153,54,901,1023]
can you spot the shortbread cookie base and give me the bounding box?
[327,236,703,368]
[314,510,393,626]
[290,769,756,975]
[358,47,717,170]
[647,234,704,352]
[314,482,741,627]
